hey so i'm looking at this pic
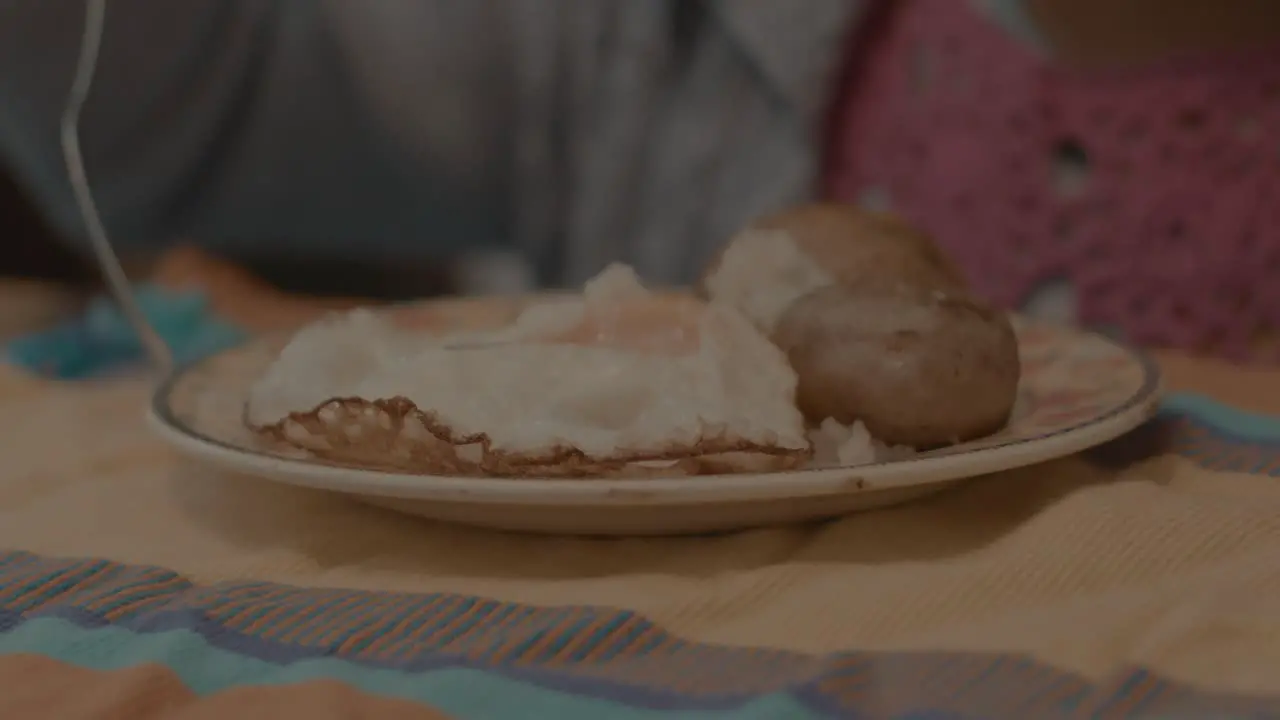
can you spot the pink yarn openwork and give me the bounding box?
[826,0,1280,360]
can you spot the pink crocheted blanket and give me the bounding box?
[826,0,1280,361]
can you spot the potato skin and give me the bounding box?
[700,203,968,298]
[773,284,1020,448]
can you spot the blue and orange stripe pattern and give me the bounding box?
[2,395,1279,718]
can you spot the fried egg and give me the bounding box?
[245,265,811,477]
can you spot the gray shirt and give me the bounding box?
[0,1,864,287]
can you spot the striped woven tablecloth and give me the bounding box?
[2,330,1280,718]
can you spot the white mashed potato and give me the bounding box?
[807,418,916,468]
[701,229,835,335]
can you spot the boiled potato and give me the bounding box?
[773,284,1020,448]
[701,203,967,302]
[755,204,968,292]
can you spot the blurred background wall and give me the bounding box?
[0,166,92,284]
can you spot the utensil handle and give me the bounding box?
[61,0,174,374]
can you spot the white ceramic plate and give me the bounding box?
[148,295,1162,535]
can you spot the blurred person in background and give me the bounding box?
[1,1,1279,358]
[828,0,1280,359]
[0,1,863,303]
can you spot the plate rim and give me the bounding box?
[148,320,1163,506]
